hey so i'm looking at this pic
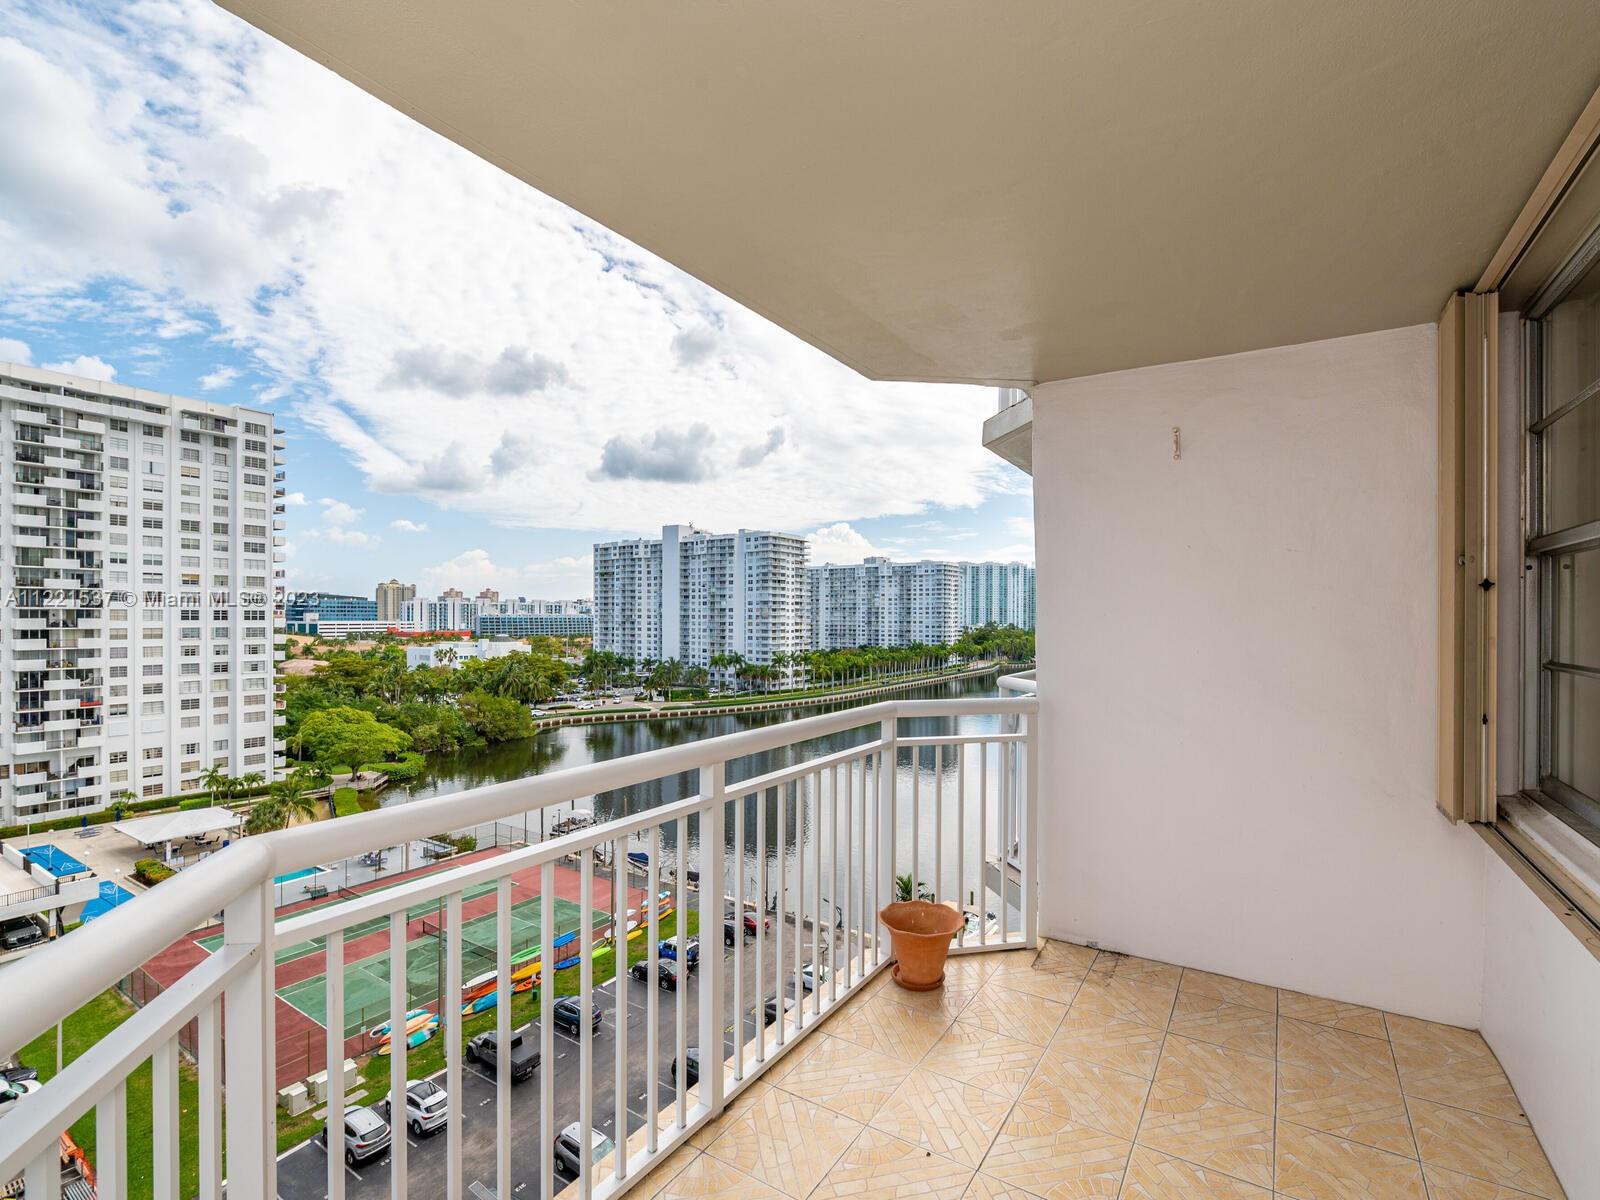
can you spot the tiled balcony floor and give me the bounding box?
[630,942,1564,1200]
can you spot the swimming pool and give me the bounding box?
[22,844,90,877]
[273,865,329,886]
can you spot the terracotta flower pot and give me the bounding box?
[879,900,965,991]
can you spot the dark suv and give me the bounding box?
[552,996,603,1036]
[630,959,680,990]
[466,1028,540,1082]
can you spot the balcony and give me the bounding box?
[0,691,1040,1198]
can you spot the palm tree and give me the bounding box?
[239,771,265,793]
[269,777,318,826]
[243,796,286,835]
[199,765,230,805]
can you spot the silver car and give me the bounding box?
[316,1104,391,1166]
[379,1078,448,1137]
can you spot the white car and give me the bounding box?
[0,1078,41,1117]
[379,1078,448,1136]
[800,963,832,993]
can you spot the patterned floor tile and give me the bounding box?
[772,1032,912,1121]
[1277,1017,1398,1088]
[1177,969,1277,1014]
[1422,1164,1554,1199]
[1083,953,1183,990]
[828,992,955,1062]
[1070,973,1177,1029]
[985,959,1087,1004]
[962,1170,1045,1200]
[1134,1081,1274,1188]
[963,980,1071,1045]
[871,1067,1015,1166]
[1396,1053,1527,1124]
[652,1152,790,1200]
[1019,1053,1150,1138]
[1407,1097,1565,1199]
[981,1101,1130,1199]
[632,1145,702,1200]
[1031,939,1100,975]
[1276,990,1388,1039]
[1384,1014,1493,1072]
[703,1085,863,1197]
[944,951,1008,988]
[688,1079,772,1148]
[810,1127,975,1200]
[1119,1145,1271,1198]
[1152,1033,1274,1115]
[880,975,983,1020]
[1273,1121,1427,1200]
[1276,1060,1415,1156]
[922,1020,1045,1098]
[1166,992,1276,1058]
[1049,1010,1166,1078]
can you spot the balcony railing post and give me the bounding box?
[876,717,896,965]
[700,762,727,1114]
[223,877,276,1200]
[1022,710,1038,949]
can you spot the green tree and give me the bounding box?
[296,706,413,775]
[457,691,536,742]
[199,765,230,805]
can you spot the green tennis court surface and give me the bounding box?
[197,878,505,967]
[273,894,605,1038]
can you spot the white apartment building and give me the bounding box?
[0,362,286,823]
[958,560,1035,630]
[806,557,962,649]
[594,524,808,670]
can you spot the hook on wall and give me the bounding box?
[1172,426,1181,461]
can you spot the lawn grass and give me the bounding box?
[274,909,699,1153]
[331,786,364,817]
[21,990,203,1200]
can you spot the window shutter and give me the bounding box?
[1437,292,1498,822]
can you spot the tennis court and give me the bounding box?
[275,892,606,1038]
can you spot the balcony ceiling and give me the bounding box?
[218,0,1600,386]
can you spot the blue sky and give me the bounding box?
[0,1,1033,600]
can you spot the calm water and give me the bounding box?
[388,673,1017,918]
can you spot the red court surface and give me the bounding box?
[143,847,648,1088]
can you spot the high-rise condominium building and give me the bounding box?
[806,558,962,649]
[593,524,808,671]
[374,578,416,623]
[0,362,286,823]
[958,561,1036,630]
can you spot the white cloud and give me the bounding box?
[807,522,887,566]
[0,337,31,364]
[0,5,1018,538]
[389,518,429,533]
[199,364,239,389]
[318,498,363,527]
[40,354,115,381]
[418,548,593,596]
[281,491,308,507]
[324,527,375,548]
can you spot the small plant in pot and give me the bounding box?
[879,883,965,991]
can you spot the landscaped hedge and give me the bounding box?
[133,859,175,886]
[359,751,423,783]
[0,785,273,841]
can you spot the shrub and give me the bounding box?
[178,796,211,811]
[133,859,175,886]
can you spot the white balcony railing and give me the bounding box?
[0,692,1037,1200]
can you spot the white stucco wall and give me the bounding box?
[1480,850,1600,1199]
[1031,323,1487,1024]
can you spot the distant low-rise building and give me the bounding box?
[284,592,378,634]
[403,639,524,670]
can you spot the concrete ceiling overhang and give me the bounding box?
[217,0,1600,387]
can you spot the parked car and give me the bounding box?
[658,935,699,967]
[0,1078,41,1117]
[762,996,795,1027]
[1,1064,38,1085]
[630,959,679,990]
[551,995,603,1036]
[0,917,46,952]
[315,1104,391,1166]
[553,1123,615,1177]
[723,912,769,943]
[741,912,770,935]
[466,1028,539,1082]
[378,1078,449,1136]
[671,1047,700,1085]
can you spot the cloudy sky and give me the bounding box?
[0,0,1033,600]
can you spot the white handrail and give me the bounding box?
[997,668,1037,695]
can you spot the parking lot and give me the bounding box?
[275,919,850,1200]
